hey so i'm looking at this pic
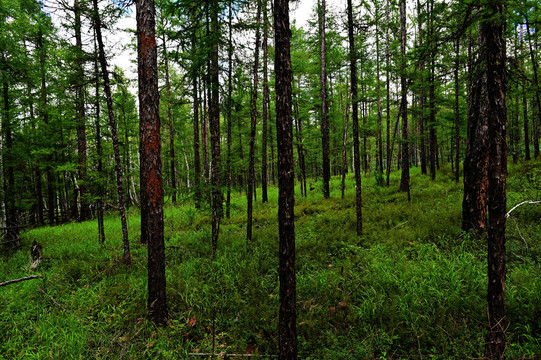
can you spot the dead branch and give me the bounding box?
[0,275,42,287]
[37,285,70,313]
[506,200,541,218]
[188,354,277,358]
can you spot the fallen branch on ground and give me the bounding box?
[0,275,42,287]
[37,285,70,312]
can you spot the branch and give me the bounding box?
[0,275,42,287]
[37,285,70,313]
[506,200,541,218]
[188,354,276,358]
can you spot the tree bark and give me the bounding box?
[418,0,427,175]
[247,0,262,247]
[162,32,176,204]
[93,37,105,244]
[319,0,330,199]
[74,0,90,222]
[226,3,233,217]
[2,77,18,246]
[274,0,297,356]
[455,36,460,183]
[261,0,269,203]
[209,0,222,255]
[483,2,507,358]
[93,0,130,263]
[136,0,167,324]
[192,38,201,209]
[398,0,410,200]
[348,0,362,235]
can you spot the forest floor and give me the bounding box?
[1,161,540,359]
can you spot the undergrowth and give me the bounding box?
[1,161,540,359]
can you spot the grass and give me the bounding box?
[1,161,540,359]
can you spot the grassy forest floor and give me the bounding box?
[1,161,540,359]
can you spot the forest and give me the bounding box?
[0,0,540,358]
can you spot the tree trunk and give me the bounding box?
[226,3,233,217]
[2,78,18,246]
[319,0,330,199]
[376,19,383,174]
[162,33,176,204]
[385,0,391,187]
[210,0,222,255]
[455,36,460,183]
[261,0,269,203]
[93,0,130,263]
[74,0,90,222]
[398,0,410,200]
[482,2,507,358]
[348,0,362,235]
[341,87,350,199]
[93,37,105,244]
[247,0,262,247]
[192,39,201,209]
[274,0,297,357]
[136,0,167,324]
[418,0,427,175]
[525,21,541,159]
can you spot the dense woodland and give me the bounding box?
[1,0,540,358]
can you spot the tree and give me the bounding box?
[319,0,330,199]
[92,0,130,263]
[261,0,269,204]
[209,0,222,255]
[347,0,362,235]
[482,1,507,357]
[136,0,167,324]
[247,0,262,247]
[274,0,297,357]
[73,0,90,222]
[160,20,177,204]
[398,0,410,200]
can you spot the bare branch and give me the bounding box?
[0,275,42,287]
[506,200,541,218]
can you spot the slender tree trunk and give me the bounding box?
[294,91,307,198]
[136,0,167,324]
[162,33,177,204]
[319,0,330,199]
[398,0,410,200]
[261,0,269,203]
[94,36,105,244]
[274,0,297,356]
[376,20,383,173]
[525,21,540,158]
[226,4,233,217]
[202,84,210,181]
[93,0,130,263]
[2,78,18,246]
[74,0,89,222]
[341,86,350,199]
[522,59,530,161]
[247,0,262,247]
[455,37,460,183]
[210,0,222,255]
[348,0,362,235]
[192,39,201,209]
[385,0,391,186]
[418,0,427,175]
